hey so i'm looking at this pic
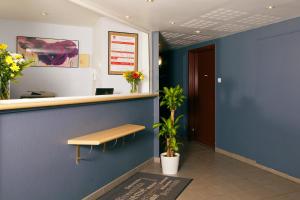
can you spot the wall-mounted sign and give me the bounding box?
[108,31,138,75]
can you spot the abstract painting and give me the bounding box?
[16,36,79,68]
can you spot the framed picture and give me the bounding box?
[79,54,90,68]
[108,31,138,75]
[16,36,79,68]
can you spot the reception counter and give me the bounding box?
[0,93,158,111]
[0,93,158,200]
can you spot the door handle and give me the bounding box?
[204,74,208,77]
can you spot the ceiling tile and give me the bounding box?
[182,34,212,41]
[237,14,282,25]
[160,32,185,39]
[169,39,197,45]
[200,8,248,21]
[180,19,218,29]
[210,24,251,32]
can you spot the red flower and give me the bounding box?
[132,72,140,79]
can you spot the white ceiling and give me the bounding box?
[0,0,100,26]
[70,0,300,49]
[1,0,300,49]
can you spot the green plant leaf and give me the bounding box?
[152,85,186,154]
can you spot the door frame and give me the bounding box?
[187,44,216,148]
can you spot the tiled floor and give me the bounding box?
[141,142,300,200]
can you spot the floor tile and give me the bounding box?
[141,142,300,200]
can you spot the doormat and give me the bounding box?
[98,172,192,200]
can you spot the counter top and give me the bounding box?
[0,93,158,111]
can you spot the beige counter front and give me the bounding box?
[0,93,158,111]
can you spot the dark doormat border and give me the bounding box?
[98,172,193,200]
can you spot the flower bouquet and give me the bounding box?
[123,71,144,93]
[0,43,34,100]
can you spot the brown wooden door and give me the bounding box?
[188,45,215,148]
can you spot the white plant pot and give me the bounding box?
[160,152,180,175]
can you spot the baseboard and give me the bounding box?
[154,156,160,163]
[83,158,154,200]
[215,148,300,184]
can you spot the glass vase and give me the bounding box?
[0,81,9,100]
[130,82,138,93]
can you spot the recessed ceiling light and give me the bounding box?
[125,15,131,19]
[170,21,176,25]
[195,30,201,34]
[41,11,48,16]
[267,5,275,9]
[145,0,154,2]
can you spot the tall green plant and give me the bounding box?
[153,85,185,157]
[160,86,185,124]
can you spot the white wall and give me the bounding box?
[0,19,93,54]
[0,19,94,98]
[92,17,150,94]
[12,68,94,97]
[0,17,150,98]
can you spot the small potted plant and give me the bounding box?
[0,43,33,100]
[153,85,185,175]
[123,71,144,93]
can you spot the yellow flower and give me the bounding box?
[0,43,8,50]
[14,54,23,59]
[123,73,127,77]
[5,56,14,64]
[11,74,15,78]
[10,63,20,72]
[140,74,145,80]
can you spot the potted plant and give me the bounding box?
[0,43,33,100]
[123,71,144,93]
[153,85,185,175]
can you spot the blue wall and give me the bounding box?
[152,31,160,157]
[0,98,155,200]
[163,17,300,178]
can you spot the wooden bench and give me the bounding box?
[67,124,145,164]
